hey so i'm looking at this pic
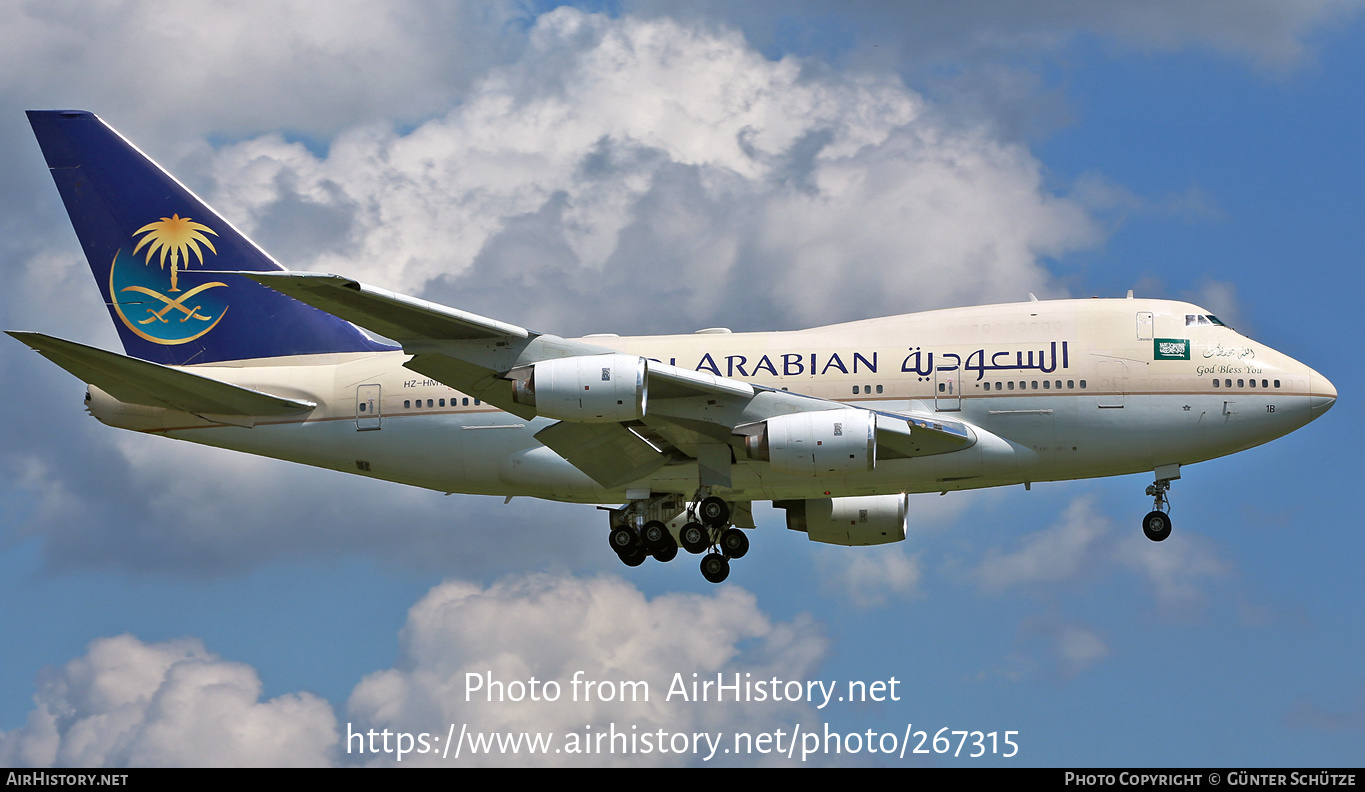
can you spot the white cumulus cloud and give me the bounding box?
[0,635,337,767]
[346,573,827,766]
[974,495,1112,591]
[204,9,1097,336]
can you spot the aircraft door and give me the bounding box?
[1137,312,1154,340]
[357,384,381,431]
[1097,360,1126,408]
[934,367,961,411]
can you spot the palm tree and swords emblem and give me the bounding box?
[111,213,230,344]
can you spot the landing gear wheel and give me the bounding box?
[1142,511,1171,542]
[699,496,730,527]
[700,552,730,584]
[619,547,647,567]
[640,520,669,552]
[651,541,678,563]
[719,528,749,559]
[679,522,709,554]
[609,525,639,554]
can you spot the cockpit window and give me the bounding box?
[1206,315,1226,326]
[1185,314,1225,327]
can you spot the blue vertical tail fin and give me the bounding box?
[26,110,393,365]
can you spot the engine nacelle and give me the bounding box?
[744,408,875,476]
[779,494,907,546]
[509,353,647,423]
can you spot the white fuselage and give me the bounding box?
[85,298,1335,504]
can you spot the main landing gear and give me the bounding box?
[1142,478,1173,542]
[607,492,750,584]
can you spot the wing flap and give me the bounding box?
[534,421,669,488]
[8,331,315,418]
[874,411,976,459]
[404,352,538,420]
[646,362,755,401]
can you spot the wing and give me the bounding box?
[241,272,976,488]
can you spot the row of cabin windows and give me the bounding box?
[387,378,1285,411]
[851,381,1090,395]
[976,380,1086,392]
[401,397,480,409]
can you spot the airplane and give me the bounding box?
[11,110,1338,583]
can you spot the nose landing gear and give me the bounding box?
[1142,478,1173,542]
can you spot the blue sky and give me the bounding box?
[0,1,1361,767]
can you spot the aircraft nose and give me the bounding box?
[1310,372,1337,415]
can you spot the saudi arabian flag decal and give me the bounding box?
[1154,338,1191,361]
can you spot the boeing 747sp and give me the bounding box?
[10,110,1337,583]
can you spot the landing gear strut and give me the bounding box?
[1142,478,1173,542]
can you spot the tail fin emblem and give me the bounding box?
[111,214,229,345]
[132,214,217,292]
[120,281,227,324]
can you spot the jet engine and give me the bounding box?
[509,353,647,422]
[742,408,875,476]
[778,494,907,546]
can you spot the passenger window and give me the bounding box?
[474,399,481,405]
[864,385,871,394]
[1213,379,1220,388]
[463,398,469,406]
[359,404,367,412]
[1043,380,1050,389]
[1274,380,1280,388]
[1237,380,1244,388]
[1031,381,1038,390]
[1067,380,1074,389]
[852,386,859,395]
[938,383,945,392]
[1008,381,1015,391]
[1080,380,1087,389]
[1225,379,1232,388]
[876,385,883,394]
[403,400,411,408]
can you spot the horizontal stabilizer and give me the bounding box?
[8,331,315,418]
